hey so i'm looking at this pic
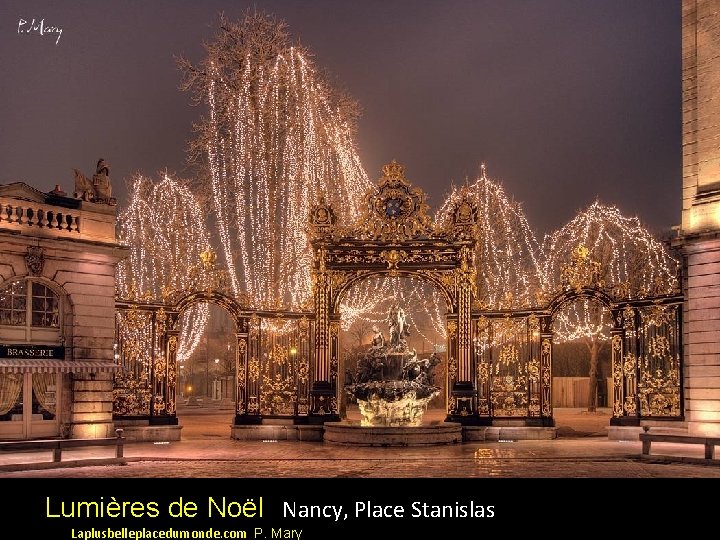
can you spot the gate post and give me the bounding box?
[162,327,179,423]
[309,255,339,422]
[611,306,641,425]
[539,315,554,425]
[538,315,555,426]
[234,314,256,424]
[150,309,178,425]
[448,247,478,422]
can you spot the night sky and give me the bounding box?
[0,1,681,237]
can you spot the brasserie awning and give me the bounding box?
[0,359,119,373]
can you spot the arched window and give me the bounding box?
[0,279,62,343]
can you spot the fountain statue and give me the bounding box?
[345,305,441,427]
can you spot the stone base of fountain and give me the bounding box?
[323,420,462,446]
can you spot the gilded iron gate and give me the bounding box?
[473,313,552,425]
[469,293,683,427]
[610,300,682,422]
[113,294,315,425]
[242,315,313,418]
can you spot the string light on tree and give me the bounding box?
[178,11,372,310]
[544,201,680,412]
[437,164,543,310]
[116,173,211,363]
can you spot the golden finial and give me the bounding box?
[200,248,216,268]
[574,245,589,260]
[382,160,405,180]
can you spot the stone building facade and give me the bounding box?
[678,0,720,436]
[0,182,127,440]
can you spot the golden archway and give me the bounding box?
[308,161,480,420]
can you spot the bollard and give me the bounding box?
[115,428,125,459]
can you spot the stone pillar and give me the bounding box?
[677,0,720,436]
[70,373,115,438]
[683,240,720,435]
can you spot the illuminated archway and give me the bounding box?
[309,162,479,422]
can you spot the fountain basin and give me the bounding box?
[323,420,462,446]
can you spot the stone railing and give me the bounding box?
[0,202,80,233]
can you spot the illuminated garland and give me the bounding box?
[340,276,447,349]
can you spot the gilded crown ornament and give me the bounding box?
[355,161,434,241]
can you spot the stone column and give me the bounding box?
[683,239,720,435]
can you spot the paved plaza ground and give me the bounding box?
[1,405,719,478]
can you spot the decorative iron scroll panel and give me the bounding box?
[245,316,313,416]
[612,302,682,419]
[113,308,154,416]
[474,315,542,418]
[114,299,314,420]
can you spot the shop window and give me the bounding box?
[0,279,62,343]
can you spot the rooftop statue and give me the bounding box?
[73,158,116,205]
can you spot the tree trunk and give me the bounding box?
[588,338,598,412]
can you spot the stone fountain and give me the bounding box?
[323,305,462,445]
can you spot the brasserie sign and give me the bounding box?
[0,344,65,359]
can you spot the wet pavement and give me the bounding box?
[1,407,719,478]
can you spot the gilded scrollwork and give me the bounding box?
[249,314,260,338]
[644,304,674,328]
[541,339,552,357]
[622,306,636,329]
[527,358,540,382]
[560,244,601,292]
[448,189,478,240]
[623,353,636,375]
[448,356,458,380]
[298,358,309,383]
[248,357,260,381]
[624,396,637,415]
[309,196,337,238]
[353,161,434,242]
[298,316,310,338]
[528,314,540,335]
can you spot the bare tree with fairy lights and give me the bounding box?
[177,10,371,310]
[543,202,679,412]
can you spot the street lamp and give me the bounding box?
[214,358,220,399]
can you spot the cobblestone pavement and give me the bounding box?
[2,407,719,478]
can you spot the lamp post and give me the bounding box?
[214,358,220,399]
[205,356,210,397]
